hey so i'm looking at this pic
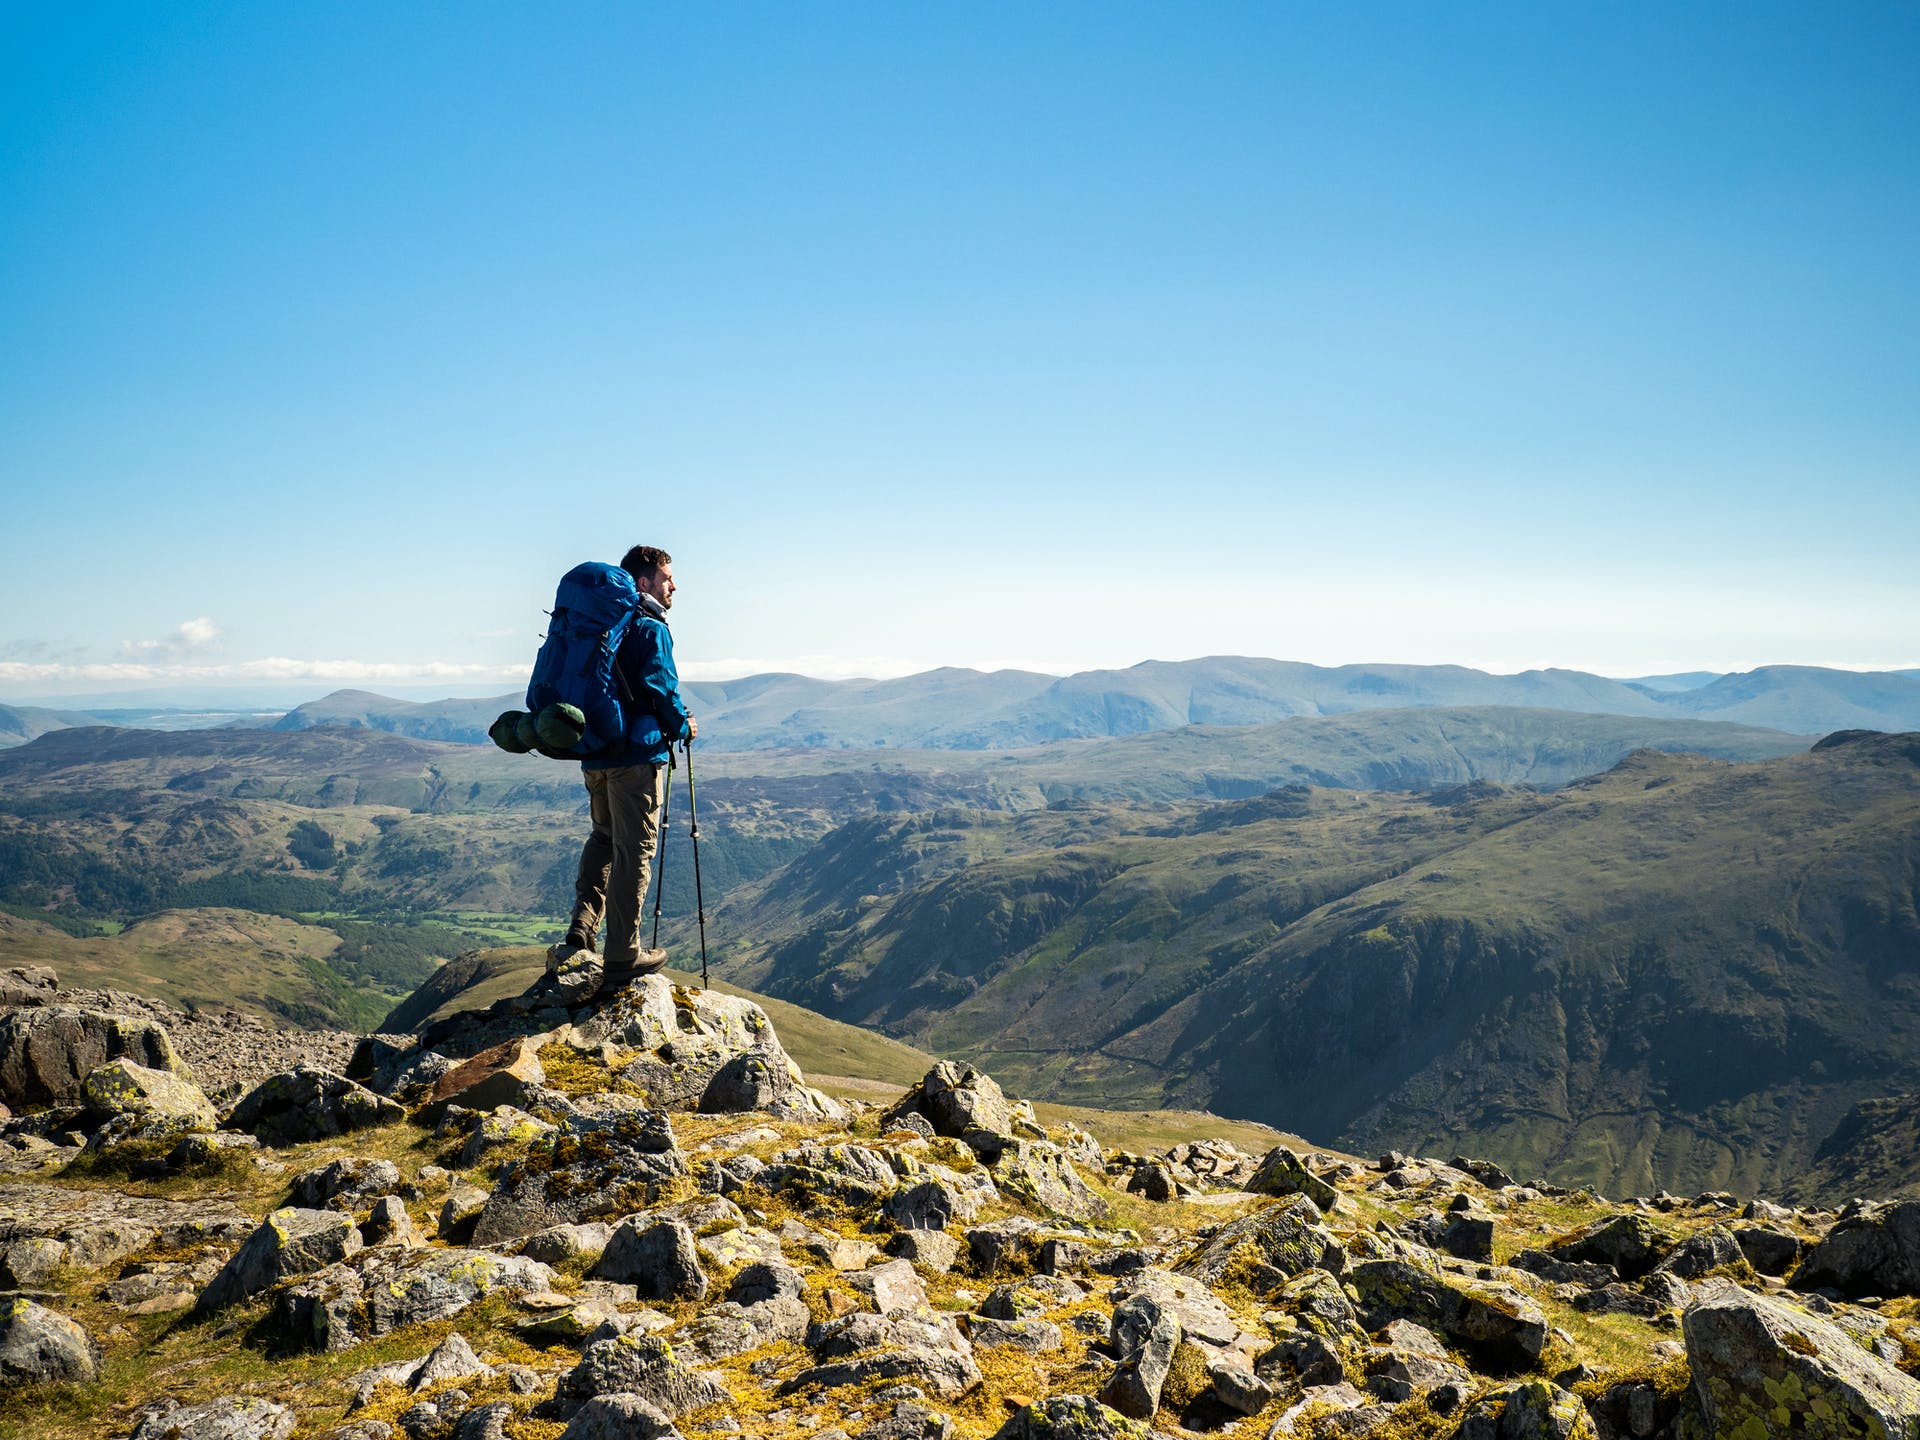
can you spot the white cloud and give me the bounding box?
[119,616,224,661]
[0,657,526,689]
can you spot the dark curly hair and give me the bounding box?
[620,544,672,582]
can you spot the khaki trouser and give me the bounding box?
[568,762,667,968]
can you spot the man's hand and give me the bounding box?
[685,715,698,742]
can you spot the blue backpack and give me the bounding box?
[517,561,645,759]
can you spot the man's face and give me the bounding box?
[638,562,677,610]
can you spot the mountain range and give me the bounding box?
[265,660,1920,748]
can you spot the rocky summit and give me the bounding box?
[1,964,1917,1440]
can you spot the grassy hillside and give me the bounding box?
[702,733,1920,1202]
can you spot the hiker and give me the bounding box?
[556,543,697,995]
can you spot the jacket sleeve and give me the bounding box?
[626,620,692,743]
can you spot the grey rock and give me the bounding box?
[1455,1380,1598,1440]
[1733,1224,1801,1277]
[592,1217,708,1300]
[886,1229,962,1273]
[884,1176,991,1231]
[226,1065,404,1147]
[268,1246,555,1351]
[1247,1146,1340,1210]
[850,1258,932,1316]
[759,1142,899,1208]
[0,966,58,1009]
[989,1396,1150,1439]
[1207,1355,1272,1415]
[290,1157,405,1211]
[519,1222,613,1266]
[1793,1197,1920,1299]
[884,1061,1018,1159]
[556,1395,684,1440]
[0,1005,188,1108]
[81,1057,217,1129]
[967,1314,1062,1352]
[470,1110,687,1246]
[1684,1278,1920,1438]
[0,1297,97,1386]
[979,1275,1086,1320]
[677,1261,810,1363]
[1365,1345,1476,1404]
[555,1334,729,1417]
[855,1401,954,1440]
[453,1404,514,1440]
[1099,1292,1180,1419]
[362,1196,424,1249]
[1547,1213,1670,1281]
[1348,1258,1549,1368]
[1177,1193,1345,1295]
[196,1207,363,1314]
[1111,1267,1242,1348]
[458,1107,558,1170]
[990,1140,1109,1222]
[130,1398,296,1440]
[1653,1222,1745,1280]
[787,1345,982,1400]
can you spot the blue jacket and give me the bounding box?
[582,603,692,770]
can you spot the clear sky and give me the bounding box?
[2,2,1917,702]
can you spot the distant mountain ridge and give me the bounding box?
[270,658,1920,748]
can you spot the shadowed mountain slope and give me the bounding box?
[707,733,1920,1202]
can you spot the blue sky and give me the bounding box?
[2,2,1916,701]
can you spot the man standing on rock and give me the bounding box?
[555,544,696,998]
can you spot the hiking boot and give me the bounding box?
[592,948,668,999]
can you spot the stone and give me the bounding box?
[454,1405,515,1440]
[0,1297,97,1386]
[967,1315,1063,1352]
[290,1157,405,1211]
[1793,1198,1920,1298]
[1348,1258,1550,1369]
[564,977,844,1121]
[129,1398,297,1440]
[459,1107,559,1169]
[850,1258,932,1316]
[268,1246,555,1351]
[195,1207,364,1314]
[1733,1224,1801,1277]
[440,1185,490,1238]
[0,966,58,1009]
[470,1110,687,1246]
[677,1261,811,1363]
[554,1334,730,1418]
[557,1395,684,1440]
[1266,1381,1373,1438]
[1548,1214,1671,1281]
[759,1142,900,1208]
[519,1222,614,1266]
[225,1065,405,1147]
[0,1182,248,1275]
[80,1057,217,1129]
[991,1140,1110,1222]
[989,1396,1150,1439]
[592,1217,709,1300]
[362,1196,425,1248]
[1652,1222,1745,1280]
[1099,1293,1180,1419]
[1207,1355,1272,1415]
[855,1401,954,1440]
[885,1176,993,1231]
[1177,1193,1345,1295]
[0,1005,190,1110]
[411,1333,496,1390]
[884,1061,1019,1159]
[1111,1268,1243,1348]
[886,1229,962,1273]
[1365,1345,1476,1404]
[979,1275,1086,1320]
[1247,1146,1341,1210]
[1456,1380,1599,1440]
[1683,1277,1920,1439]
[425,1035,548,1116]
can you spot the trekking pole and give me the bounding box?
[649,753,675,951]
[683,735,710,989]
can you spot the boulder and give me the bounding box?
[470,1110,687,1246]
[556,1395,684,1440]
[1098,1292,1181,1419]
[885,1061,1020,1158]
[1793,1198,1920,1298]
[1348,1258,1550,1369]
[268,1246,555,1351]
[1456,1380,1599,1440]
[1684,1278,1920,1439]
[759,1142,900,1209]
[196,1207,364,1314]
[129,1398,297,1440]
[1547,1214,1670,1281]
[1733,1224,1801,1277]
[1177,1194,1345,1295]
[1653,1223,1745,1280]
[553,1334,730,1418]
[990,1140,1109,1222]
[591,1217,709,1300]
[0,966,58,1009]
[1247,1146,1340,1210]
[676,1261,811,1363]
[990,1396,1150,1439]
[225,1066,404,1147]
[0,1297,97,1386]
[424,1035,548,1116]
[80,1058,217,1130]
[361,1196,424,1249]
[885,1175,995,1231]
[289,1157,405,1211]
[564,977,843,1121]
[0,1005,188,1108]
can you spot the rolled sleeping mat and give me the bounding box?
[490,710,533,753]
[513,712,542,751]
[535,701,588,751]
